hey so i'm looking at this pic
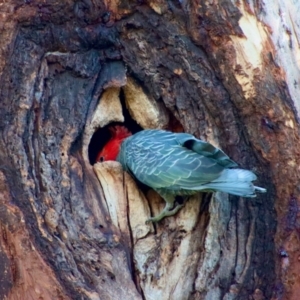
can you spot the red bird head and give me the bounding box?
[96,125,132,162]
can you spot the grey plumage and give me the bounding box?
[117,129,266,222]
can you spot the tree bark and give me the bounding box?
[0,0,299,299]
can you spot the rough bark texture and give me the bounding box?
[0,0,299,299]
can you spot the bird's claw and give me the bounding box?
[146,203,185,223]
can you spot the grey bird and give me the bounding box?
[97,127,266,222]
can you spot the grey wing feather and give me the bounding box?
[175,133,238,167]
[117,130,264,198]
[121,131,225,190]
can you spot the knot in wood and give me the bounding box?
[44,208,59,230]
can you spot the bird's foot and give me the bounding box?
[146,202,185,223]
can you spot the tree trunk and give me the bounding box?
[0,0,299,299]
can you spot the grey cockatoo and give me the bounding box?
[97,126,266,222]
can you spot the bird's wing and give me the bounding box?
[175,133,238,167]
[124,131,225,190]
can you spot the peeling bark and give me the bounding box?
[0,0,299,299]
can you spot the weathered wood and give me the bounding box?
[0,0,300,299]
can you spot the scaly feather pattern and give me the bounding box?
[101,127,266,222]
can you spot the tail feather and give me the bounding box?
[216,169,257,182]
[199,169,266,197]
[254,186,267,193]
[200,182,257,197]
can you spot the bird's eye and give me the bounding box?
[100,157,105,162]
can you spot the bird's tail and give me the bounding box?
[200,169,266,197]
